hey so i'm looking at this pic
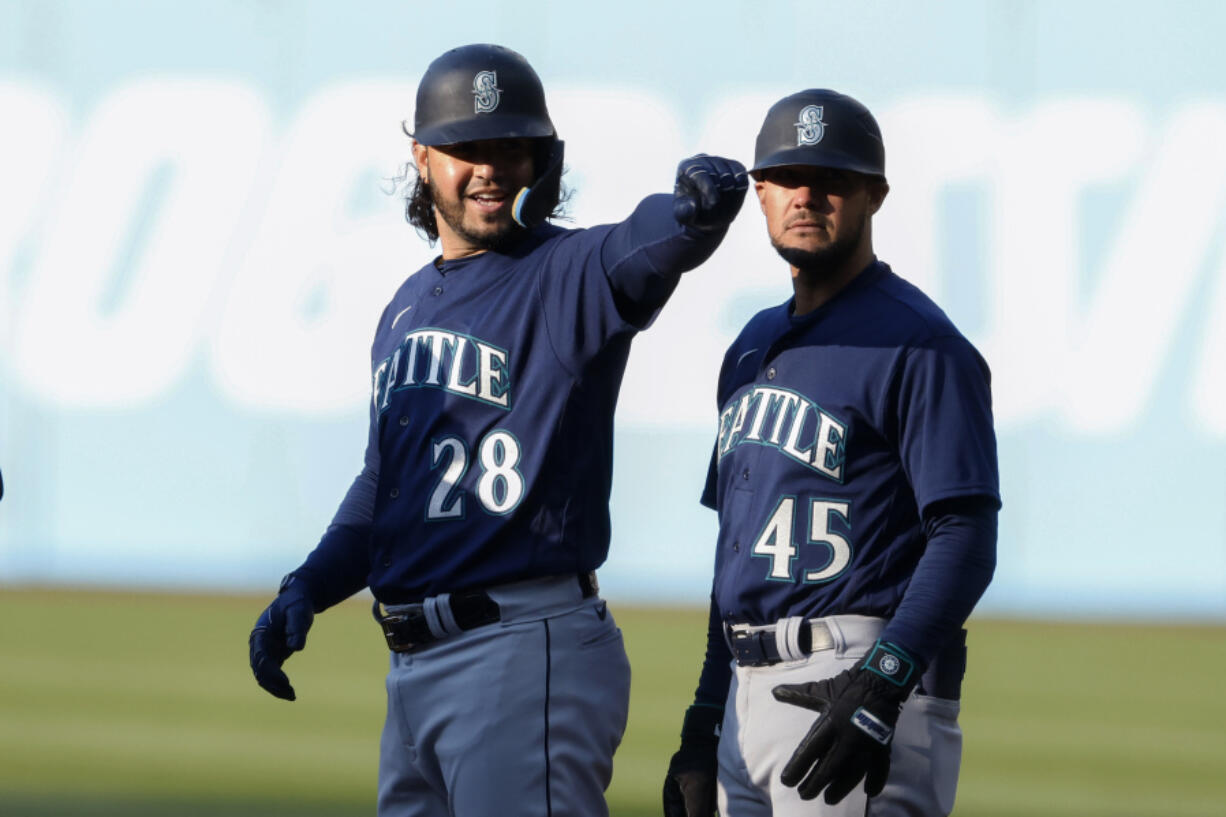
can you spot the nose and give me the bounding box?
[792,185,831,212]
[471,157,497,179]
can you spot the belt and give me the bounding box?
[727,617,837,667]
[375,571,598,654]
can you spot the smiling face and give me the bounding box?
[754,165,887,277]
[413,137,538,259]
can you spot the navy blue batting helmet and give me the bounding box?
[412,44,556,146]
[750,89,885,180]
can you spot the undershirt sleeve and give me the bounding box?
[291,343,384,610]
[692,594,734,708]
[879,497,998,665]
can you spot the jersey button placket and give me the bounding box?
[766,366,777,380]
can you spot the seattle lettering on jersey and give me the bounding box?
[372,327,511,414]
[717,385,847,483]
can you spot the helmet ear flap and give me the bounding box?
[512,139,564,228]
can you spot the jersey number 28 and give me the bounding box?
[428,430,524,518]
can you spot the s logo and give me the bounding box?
[473,70,501,114]
[795,104,825,146]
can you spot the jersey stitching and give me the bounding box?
[866,276,961,342]
[543,619,553,817]
[534,242,582,381]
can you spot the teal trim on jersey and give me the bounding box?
[800,496,854,585]
[375,327,514,414]
[750,494,801,583]
[475,428,527,517]
[716,384,847,485]
[425,435,470,523]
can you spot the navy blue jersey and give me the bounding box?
[703,260,1000,627]
[295,194,724,606]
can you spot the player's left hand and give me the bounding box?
[662,704,721,817]
[673,154,748,233]
[248,575,315,701]
[771,640,920,804]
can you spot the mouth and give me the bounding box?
[468,190,510,213]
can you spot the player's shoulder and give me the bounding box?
[726,301,791,356]
[715,300,791,394]
[861,262,969,345]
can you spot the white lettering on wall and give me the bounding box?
[11,80,269,405]
[1,81,1223,437]
[210,81,425,412]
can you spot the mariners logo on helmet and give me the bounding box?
[473,70,501,114]
[795,105,825,146]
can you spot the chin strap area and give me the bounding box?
[512,139,565,228]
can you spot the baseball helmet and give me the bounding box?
[750,89,885,180]
[412,44,556,146]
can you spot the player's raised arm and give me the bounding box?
[593,155,747,329]
[248,43,737,817]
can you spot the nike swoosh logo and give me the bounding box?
[390,305,412,330]
[736,348,758,366]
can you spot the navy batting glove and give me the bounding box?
[673,154,748,233]
[662,704,721,817]
[771,640,920,804]
[248,575,315,701]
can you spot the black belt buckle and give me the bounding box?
[374,601,433,653]
[727,620,816,667]
[729,628,776,667]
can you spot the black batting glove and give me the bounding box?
[673,154,748,234]
[771,640,920,805]
[248,575,315,701]
[662,704,722,817]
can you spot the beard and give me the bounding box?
[770,212,866,279]
[431,181,525,252]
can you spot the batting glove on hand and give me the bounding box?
[673,154,748,233]
[662,704,722,817]
[772,640,920,805]
[248,575,315,701]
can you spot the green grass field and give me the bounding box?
[2,588,1224,816]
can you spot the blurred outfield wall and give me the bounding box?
[1,1,1224,617]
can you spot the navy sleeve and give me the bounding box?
[292,418,378,611]
[880,335,1000,664]
[692,595,734,709]
[599,194,728,329]
[895,335,1001,514]
[536,194,726,377]
[879,498,998,665]
[290,333,386,611]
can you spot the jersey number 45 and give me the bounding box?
[751,496,852,584]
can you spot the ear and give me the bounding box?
[412,141,429,182]
[755,180,768,213]
[868,181,889,215]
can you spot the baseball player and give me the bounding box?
[247,44,748,817]
[661,89,1000,817]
